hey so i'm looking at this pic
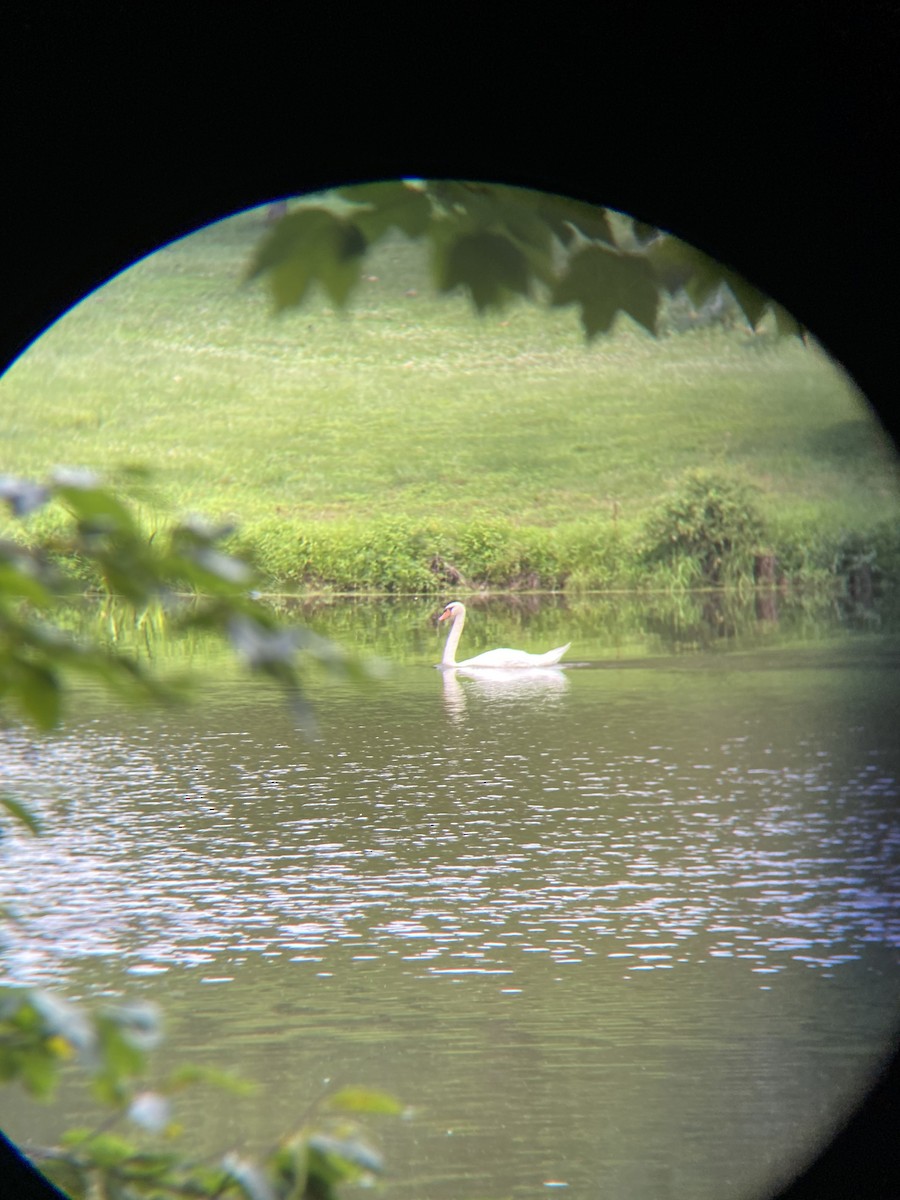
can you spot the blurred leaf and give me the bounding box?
[0,556,56,606]
[770,300,804,337]
[537,194,615,246]
[552,244,659,337]
[647,238,774,331]
[92,1002,161,1103]
[646,234,721,299]
[248,208,367,311]
[325,1085,404,1115]
[167,1063,258,1096]
[127,1090,171,1133]
[19,1051,58,1098]
[33,1156,85,1199]
[55,482,138,536]
[103,1001,163,1052]
[10,659,61,730]
[221,1153,277,1200]
[427,180,502,224]
[44,1034,75,1060]
[0,792,43,836]
[273,1135,309,1194]
[433,230,531,312]
[721,270,769,329]
[308,1132,384,1178]
[631,218,662,245]
[0,476,51,516]
[30,990,97,1056]
[60,1127,96,1146]
[51,468,101,490]
[486,188,555,254]
[336,180,433,241]
[189,546,253,586]
[228,615,300,668]
[75,1132,136,1169]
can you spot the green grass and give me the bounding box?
[1,204,898,590]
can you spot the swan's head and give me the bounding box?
[438,601,465,623]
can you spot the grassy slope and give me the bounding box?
[1,206,897,581]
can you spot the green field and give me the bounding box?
[1,204,898,591]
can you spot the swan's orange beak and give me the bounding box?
[438,607,452,622]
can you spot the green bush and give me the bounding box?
[555,520,642,592]
[238,517,580,593]
[761,507,834,583]
[448,520,565,589]
[641,469,767,585]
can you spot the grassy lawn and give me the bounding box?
[1,204,897,589]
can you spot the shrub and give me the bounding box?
[642,469,767,585]
[556,520,642,592]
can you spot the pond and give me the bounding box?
[2,595,899,1200]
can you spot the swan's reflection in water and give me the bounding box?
[439,663,569,720]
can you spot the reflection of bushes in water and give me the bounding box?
[46,589,900,671]
[640,591,777,653]
[274,589,899,661]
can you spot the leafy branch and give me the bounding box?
[0,470,372,750]
[248,180,803,339]
[1,477,399,1197]
[2,986,401,1200]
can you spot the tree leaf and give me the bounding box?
[488,189,555,255]
[336,181,432,241]
[631,219,662,246]
[720,270,769,329]
[0,476,51,516]
[770,300,804,337]
[0,792,43,836]
[76,1133,136,1169]
[645,234,721,299]
[167,1063,257,1096]
[537,195,615,246]
[552,244,659,337]
[220,1153,277,1200]
[11,659,61,730]
[317,222,368,307]
[433,230,530,312]
[19,1052,59,1099]
[127,1090,171,1133]
[324,1086,404,1115]
[30,990,97,1056]
[247,208,367,311]
[307,1133,384,1177]
[0,558,56,607]
[103,1001,163,1052]
[53,479,138,536]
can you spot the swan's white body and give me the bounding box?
[438,601,570,668]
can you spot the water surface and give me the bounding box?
[1,599,898,1199]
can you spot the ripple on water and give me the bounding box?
[1,685,898,990]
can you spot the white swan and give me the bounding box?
[438,601,570,668]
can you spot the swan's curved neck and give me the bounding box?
[442,607,466,666]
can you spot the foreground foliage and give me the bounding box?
[0,470,370,742]
[1,987,401,1200]
[1,476,396,1198]
[250,181,803,340]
